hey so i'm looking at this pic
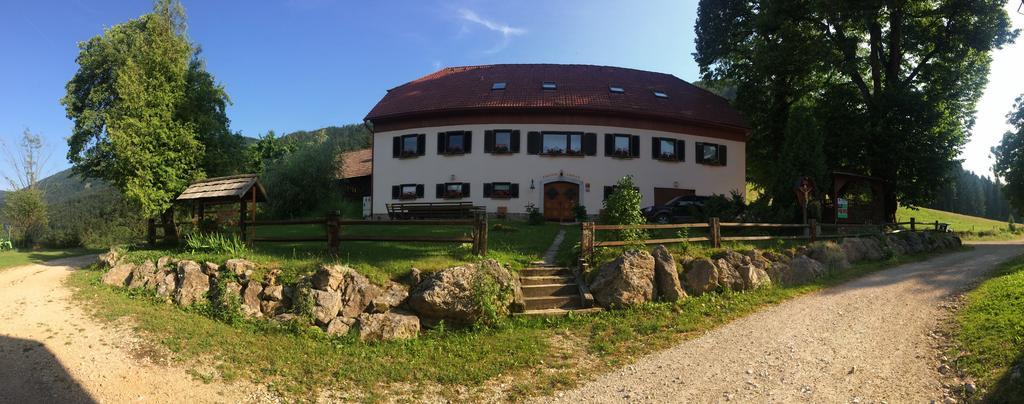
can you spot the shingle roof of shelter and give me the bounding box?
[176,174,267,203]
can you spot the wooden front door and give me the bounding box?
[543,182,579,221]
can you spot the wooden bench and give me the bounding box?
[386,202,483,219]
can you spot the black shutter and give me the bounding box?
[483,183,493,197]
[416,134,426,156]
[392,185,400,199]
[510,130,521,153]
[510,183,520,198]
[584,133,597,156]
[436,184,444,198]
[437,132,446,154]
[630,135,640,158]
[392,137,400,158]
[695,142,704,164]
[461,183,470,197]
[463,131,472,153]
[484,130,494,153]
[527,131,541,154]
[719,145,727,166]
[652,137,661,159]
[415,184,424,198]
[604,134,614,156]
[677,140,685,161]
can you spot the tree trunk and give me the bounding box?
[161,208,179,244]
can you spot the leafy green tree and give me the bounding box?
[993,95,1024,215]
[261,136,342,218]
[601,176,646,242]
[695,0,1017,216]
[61,0,235,241]
[1,188,48,246]
[245,131,294,174]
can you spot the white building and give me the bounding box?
[361,64,750,221]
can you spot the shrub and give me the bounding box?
[1010,215,1017,233]
[261,135,344,219]
[601,176,646,243]
[470,270,513,328]
[1,188,48,246]
[525,203,544,225]
[699,191,746,222]
[573,203,588,222]
[184,233,250,257]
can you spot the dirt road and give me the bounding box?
[0,256,274,403]
[545,243,1024,403]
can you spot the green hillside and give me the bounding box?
[898,205,1011,233]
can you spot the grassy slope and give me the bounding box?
[68,247,952,401]
[948,255,1024,401]
[897,206,1009,232]
[0,248,99,270]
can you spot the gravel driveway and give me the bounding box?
[543,243,1024,403]
[0,255,274,403]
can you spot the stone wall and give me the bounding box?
[587,231,963,308]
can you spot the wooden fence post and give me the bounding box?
[934,220,939,231]
[472,212,488,256]
[809,218,818,242]
[709,217,721,248]
[910,217,916,231]
[326,211,340,256]
[239,198,248,244]
[581,222,594,265]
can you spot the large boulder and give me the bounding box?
[775,255,824,285]
[736,264,771,290]
[840,238,867,263]
[98,248,120,268]
[338,270,383,318]
[312,264,348,291]
[101,263,135,287]
[711,252,746,290]
[369,282,410,313]
[357,312,420,342]
[684,258,720,296]
[861,237,887,261]
[241,281,263,317]
[262,284,284,301]
[127,261,159,289]
[312,289,342,326]
[156,270,177,297]
[651,245,686,302]
[326,316,356,336]
[174,260,212,306]
[407,260,517,323]
[806,242,850,271]
[886,234,908,256]
[589,250,656,308]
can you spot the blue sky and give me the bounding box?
[0,0,1020,182]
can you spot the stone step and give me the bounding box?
[519,275,575,286]
[521,283,578,298]
[520,267,572,277]
[514,307,604,317]
[524,295,582,311]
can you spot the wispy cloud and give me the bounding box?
[457,8,525,54]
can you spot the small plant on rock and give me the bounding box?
[470,270,513,328]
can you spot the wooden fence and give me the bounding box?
[244,211,489,255]
[580,217,945,261]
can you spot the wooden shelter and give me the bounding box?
[821,171,894,225]
[176,174,267,240]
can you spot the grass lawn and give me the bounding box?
[67,245,953,401]
[948,255,1024,401]
[123,220,575,285]
[0,248,100,271]
[897,206,1021,241]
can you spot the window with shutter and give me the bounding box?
[696,142,725,166]
[439,131,469,155]
[398,184,420,200]
[608,134,636,158]
[442,182,464,199]
[487,182,515,199]
[397,135,420,158]
[540,132,584,156]
[492,130,513,153]
[654,138,680,161]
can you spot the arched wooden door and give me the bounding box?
[543,181,579,222]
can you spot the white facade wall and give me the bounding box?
[371,122,746,216]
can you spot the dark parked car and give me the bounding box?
[641,196,708,224]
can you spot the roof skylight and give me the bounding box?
[491,82,506,90]
[609,86,625,94]
[653,90,668,98]
[542,81,557,90]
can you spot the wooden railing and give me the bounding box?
[580,217,947,262]
[244,211,489,255]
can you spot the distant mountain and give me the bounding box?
[10,124,370,208]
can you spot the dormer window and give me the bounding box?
[542,81,557,90]
[491,82,506,90]
[609,86,625,94]
[653,90,669,98]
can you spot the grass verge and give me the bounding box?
[947,255,1024,401]
[66,247,955,401]
[0,248,101,271]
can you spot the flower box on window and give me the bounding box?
[443,190,463,199]
[659,152,677,161]
[493,144,510,153]
[400,192,418,200]
[612,148,632,158]
[444,146,464,155]
[491,190,512,199]
[399,150,419,159]
[544,147,565,155]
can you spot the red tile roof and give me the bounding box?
[365,64,749,131]
[336,148,372,179]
